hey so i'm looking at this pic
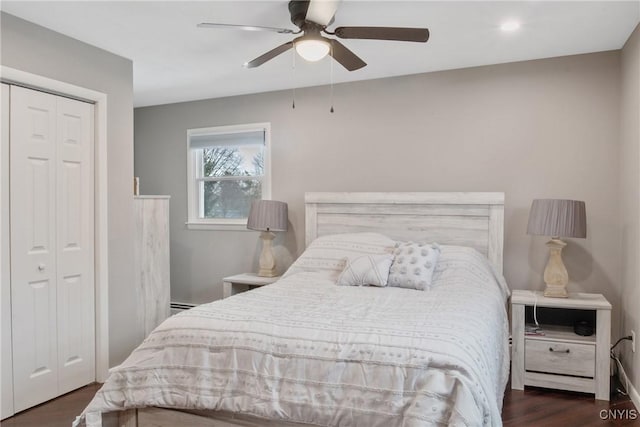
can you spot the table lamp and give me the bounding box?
[527,199,586,298]
[247,200,288,277]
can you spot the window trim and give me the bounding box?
[186,122,271,231]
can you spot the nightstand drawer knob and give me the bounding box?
[549,347,570,354]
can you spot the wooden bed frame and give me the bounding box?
[305,192,504,273]
[114,192,505,427]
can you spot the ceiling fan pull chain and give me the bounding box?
[330,44,335,113]
[292,42,297,109]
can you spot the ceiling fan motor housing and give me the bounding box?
[288,1,334,30]
[288,1,309,28]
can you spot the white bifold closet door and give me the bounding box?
[9,85,95,412]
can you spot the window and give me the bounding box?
[187,123,270,230]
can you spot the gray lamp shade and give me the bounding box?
[527,199,587,238]
[247,200,288,232]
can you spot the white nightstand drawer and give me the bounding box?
[525,339,595,377]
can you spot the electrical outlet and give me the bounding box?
[632,330,636,353]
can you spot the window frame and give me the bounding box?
[186,122,271,231]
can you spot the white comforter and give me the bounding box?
[78,246,510,427]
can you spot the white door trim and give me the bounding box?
[1,83,14,420]
[1,66,110,382]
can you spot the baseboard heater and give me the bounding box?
[170,302,197,315]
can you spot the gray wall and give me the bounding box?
[1,13,137,366]
[135,51,624,336]
[620,23,640,396]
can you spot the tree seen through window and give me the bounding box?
[201,146,264,218]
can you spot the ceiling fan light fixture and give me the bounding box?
[295,38,330,62]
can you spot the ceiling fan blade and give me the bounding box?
[198,23,296,34]
[328,39,366,71]
[306,0,341,26]
[245,41,294,68]
[334,27,429,42]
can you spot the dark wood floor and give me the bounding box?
[0,383,101,427]
[1,383,638,426]
[503,386,639,426]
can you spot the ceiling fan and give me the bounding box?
[198,0,430,71]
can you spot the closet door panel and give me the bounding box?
[10,86,59,412]
[56,97,95,394]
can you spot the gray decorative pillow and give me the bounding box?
[388,242,441,290]
[336,254,394,287]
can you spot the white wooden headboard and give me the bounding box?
[305,192,505,273]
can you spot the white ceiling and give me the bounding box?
[3,1,638,107]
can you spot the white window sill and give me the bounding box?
[185,221,252,231]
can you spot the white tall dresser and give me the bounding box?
[134,196,171,338]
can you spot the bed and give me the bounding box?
[76,192,509,427]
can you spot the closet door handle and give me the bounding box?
[549,347,570,354]
[38,263,45,272]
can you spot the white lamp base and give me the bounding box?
[258,231,277,277]
[543,238,569,298]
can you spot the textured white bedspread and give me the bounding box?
[78,246,510,427]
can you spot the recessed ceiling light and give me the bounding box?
[500,21,521,32]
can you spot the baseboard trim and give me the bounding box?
[618,361,640,409]
[170,301,197,309]
[170,301,197,315]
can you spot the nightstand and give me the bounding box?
[222,273,280,299]
[511,290,611,400]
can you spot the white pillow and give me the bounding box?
[283,232,396,281]
[388,242,441,290]
[336,254,394,287]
